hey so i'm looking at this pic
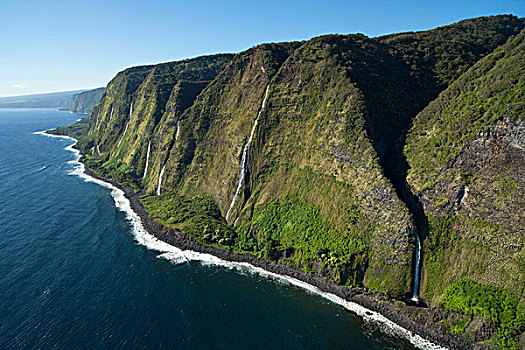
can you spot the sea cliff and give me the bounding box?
[51,15,525,349]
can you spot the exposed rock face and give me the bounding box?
[73,16,525,299]
[52,15,525,349]
[405,30,525,308]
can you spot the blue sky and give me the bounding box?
[0,0,523,97]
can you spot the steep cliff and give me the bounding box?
[51,14,525,349]
[76,54,234,190]
[0,90,84,108]
[405,29,525,348]
[71,15,523,295]
[68,87,105,113]
[136,37,416,293]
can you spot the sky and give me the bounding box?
[0,0,523,97]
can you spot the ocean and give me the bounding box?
[0,109,418,349]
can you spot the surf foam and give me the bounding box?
[36,129,447,350]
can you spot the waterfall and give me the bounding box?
[412,233,421,300]
[225,85,270,223]
[116,121,129,148]
[157,164,166,196]
[142,142,151,179]
[116,102,133,149]
[95,112,100,129]
[154,119,181,195]
[175,120,181,141]
[101,107,114,140]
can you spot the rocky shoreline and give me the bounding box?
[81,164,473,349]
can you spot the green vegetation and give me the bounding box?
[68,87,105,113]
[406,27,525,304]
[85,53,234,190]
[141,192,368,286]
[142,192,236,250]
[380,15,524,93]
[57,15,525,347]
[250,195,368,286]
[406,29,525,192]
[82,155,141,191]
[441,279,525,349]
[48,117,90,139]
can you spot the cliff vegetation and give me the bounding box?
[53,15,525,349]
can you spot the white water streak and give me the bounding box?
[95,112,100,129]
[175,120,181,141]
[34,129,448,350]
[225,86,270,222]
[116,121,129,149]
[101,107,114,141]
[116,102,133,149]
[142,142,151,179]
[412,233,421,300]
[157,164,166,196]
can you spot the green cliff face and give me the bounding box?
[137,37,414,293]
[68,87,105,113]
[76,54,234,190]
[405,29,525,348]
[61,14,525,348]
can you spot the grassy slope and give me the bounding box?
[405,30,525,349]
[65,15,525,348]
[143,37,413,294]
[68,88,105,113]
[77,54,233,191]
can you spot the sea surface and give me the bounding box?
[0,109,417,349]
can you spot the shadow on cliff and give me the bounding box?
[343,39,435,301]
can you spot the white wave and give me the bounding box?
[35,129,448,350]
[166,253,446,350]
[33,130,77,142]
[157,251,188,265]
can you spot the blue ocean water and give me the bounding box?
[0,109,416,349]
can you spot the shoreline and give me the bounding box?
[37,130,469,350]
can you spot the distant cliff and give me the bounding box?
[68,87,105,113]
[0,90,85,108]
[52,15,525,349]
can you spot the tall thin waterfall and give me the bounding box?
[116,121,129,148]
[142,142,151,179]
[101,107,114,140]
[225,85,270,223]
[412,233,422,300]
[155,120,181,195]
[175,120,181,141]
[95,112,100,129]
[116,102,133,149]
[157,164,166,196]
